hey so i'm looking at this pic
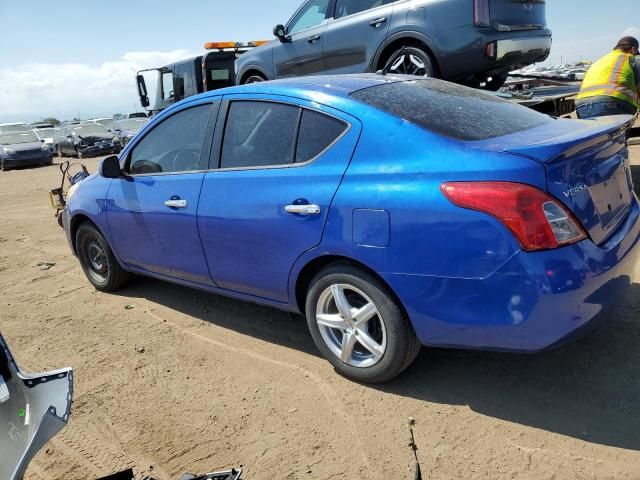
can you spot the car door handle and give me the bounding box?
[369,17,387,27]
[307,35,321,44]
[285,204,321,215]
[164,199,188,209]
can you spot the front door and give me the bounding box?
[197,96,360,302]
[106,101,217,284]
[323,0,394,74]
[273,0,331,78]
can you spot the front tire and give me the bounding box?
[384,46,436,77]
[76,223,130,291]
[57,145,64,158]
[305,264,421,383]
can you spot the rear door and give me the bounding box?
[490,0,546,30]
[197,96,360,302]
[106,100,218,284]
[273,0,331,77]
[323,0,394,74]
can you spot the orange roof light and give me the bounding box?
[204,40,268,50]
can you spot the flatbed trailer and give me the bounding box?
[499,75,581,116]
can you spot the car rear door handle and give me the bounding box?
[285,204,321,215]
[369,17,387,27]
[307,35,321,44]
[164,199,188,209]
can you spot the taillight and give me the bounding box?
[441,182,587,251]
[474,0,491,27]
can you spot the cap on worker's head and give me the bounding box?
[615,36,639,52]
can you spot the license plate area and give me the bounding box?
[589,164,633,230]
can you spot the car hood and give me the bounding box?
[78,133,114,143]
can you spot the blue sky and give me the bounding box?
[0,0,636,121]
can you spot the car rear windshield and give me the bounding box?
[350,79,553,141]
[0,132,39,144]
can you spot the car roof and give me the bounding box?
[0,122,28,126]
[201,73,408,102]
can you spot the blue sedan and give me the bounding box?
[62,75,640,383]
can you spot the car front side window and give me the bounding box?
[128,104,211,175]
[287,0,330,35]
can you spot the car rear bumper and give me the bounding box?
[495,35,552,62]
[384,197,640,352]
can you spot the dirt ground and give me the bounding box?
[0,146,639,480]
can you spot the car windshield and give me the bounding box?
[0,124,30,133]
[0,131,39,144]
[74,124,109,135]
[116,119,146,130]
[35,128,58,137]
[350,78,553,141]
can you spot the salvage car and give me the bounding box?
[0,131,53,171]
[57,123,122,158]
[235,0,551,90]
[112,118,149,145]
[62,75,640,383]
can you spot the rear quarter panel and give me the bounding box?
[306,105,547,280]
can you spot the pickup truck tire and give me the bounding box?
[385,46,435,77]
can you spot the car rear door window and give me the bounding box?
[350,79,552,141]
[288,0,330,34]
[128,104,211,175]
[221,101,300,169]
[335,0,393,19]
[295,109,348,163]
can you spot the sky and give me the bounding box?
[0,0,637,123]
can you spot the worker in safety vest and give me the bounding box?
[575,36,640,119]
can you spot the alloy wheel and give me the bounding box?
[315,284,387,368]
[389,53,429,76]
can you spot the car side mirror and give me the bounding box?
[100,155,122,179]
[273,24,286,41]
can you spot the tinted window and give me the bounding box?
[221,102,300,169]
[335,0,391,19]
[295,110,348,163]
[288,0,330,34]
[351,79,553,141]
[129,104,211,174]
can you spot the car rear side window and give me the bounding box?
[335,0,393,19]
[295,109,348,163]
[350,79,553,141]
[128,104,211,175]
[221,101,300,169]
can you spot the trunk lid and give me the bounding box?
[471,115,636,245]
[490,0,546,30]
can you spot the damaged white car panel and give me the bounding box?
[0,333,73,480]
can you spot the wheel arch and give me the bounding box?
[293,254,409,320]
[238,65,271,85]
[373,32,442,77]
[69,213,116,259]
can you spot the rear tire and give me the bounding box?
[305,263,421,383]
[384,46,436,77]
[483,73,509,91]
[1,159,7,171]
[243,73,266,84]
[76,223,130,292]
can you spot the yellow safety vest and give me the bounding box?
[576,50,639,108]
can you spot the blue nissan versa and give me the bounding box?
[62,75,640,383]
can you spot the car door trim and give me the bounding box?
[208,95,352,173]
